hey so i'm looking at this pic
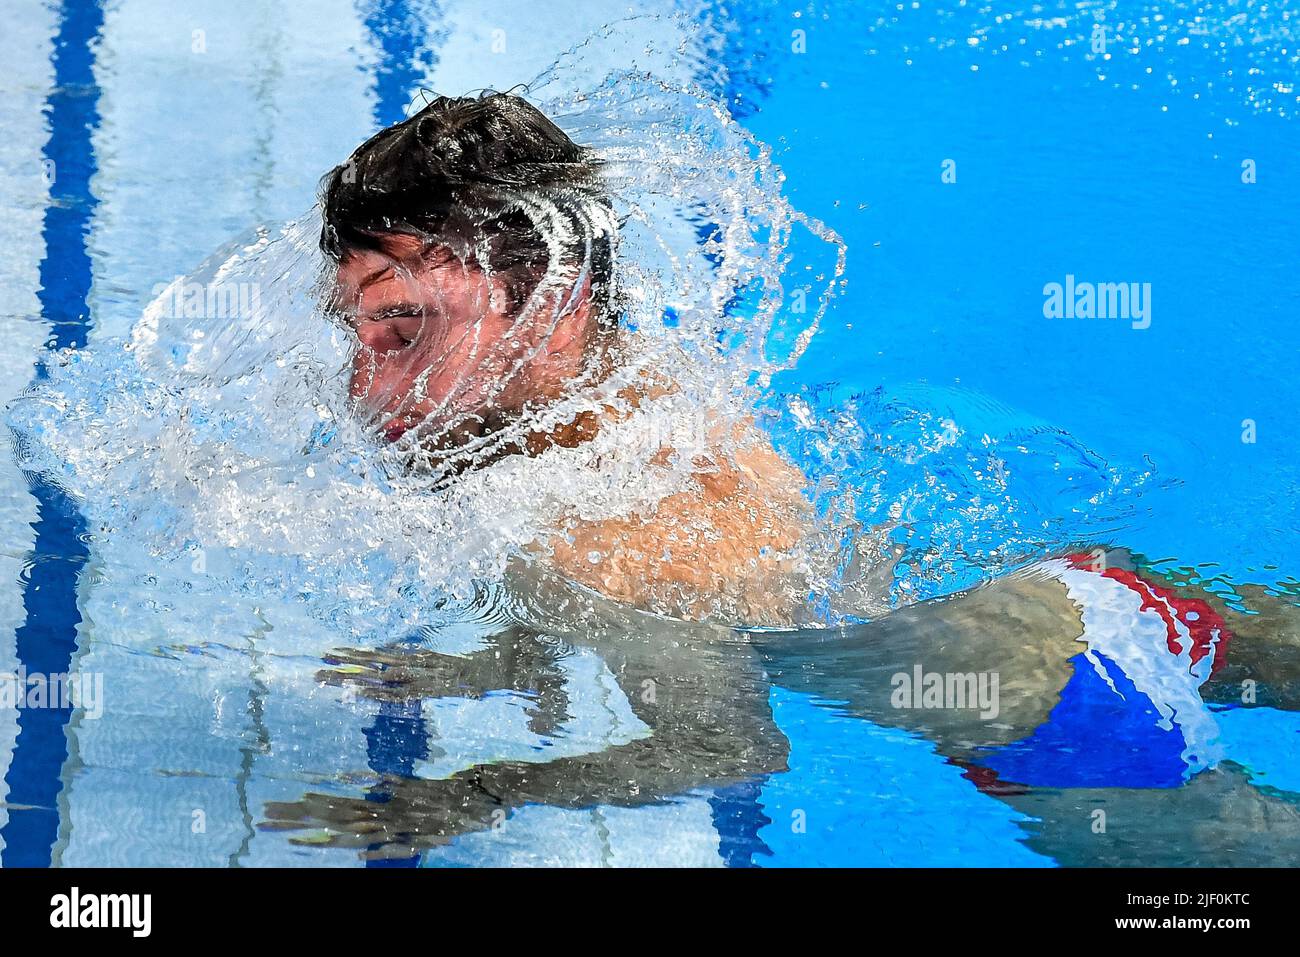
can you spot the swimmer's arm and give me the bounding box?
[267,619,787,853]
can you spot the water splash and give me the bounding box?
[850,0,1300,120]
[9,15,1158,639]
[764,382,1164,618]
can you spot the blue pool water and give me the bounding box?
[1,0,1298,867]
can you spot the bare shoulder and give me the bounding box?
[547,421,812,624]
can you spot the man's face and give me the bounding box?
[331,233,596,447]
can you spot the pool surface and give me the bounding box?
[1,0,1298,867]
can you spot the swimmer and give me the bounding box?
[320,92,812,624]
[291,95,1300,866]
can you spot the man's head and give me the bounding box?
[320,92,616,450]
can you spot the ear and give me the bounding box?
[562,272,594,324]
[540,273,596,356]
[503,272,601,406]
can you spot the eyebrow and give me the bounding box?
[356,263,395,288]
[350,245,450,290]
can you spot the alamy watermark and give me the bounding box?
[0,667,104,719]
[891,664,1000,720]
[1043,274,1151,329]
[151,277,261,321]
[50,887,150,937]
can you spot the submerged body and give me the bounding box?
[270,547,1300,864]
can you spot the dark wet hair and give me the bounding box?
[319,91,616,323]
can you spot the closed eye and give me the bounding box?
[353,306,434,344]
[352,312,432,354]
[387,313,430,345]
[371,304,426,321]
